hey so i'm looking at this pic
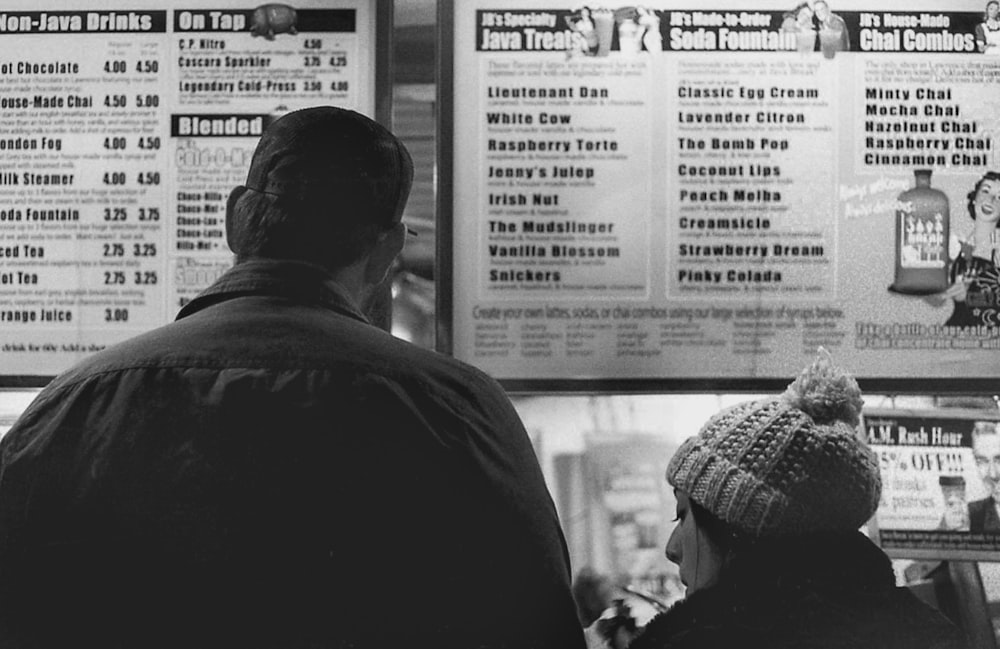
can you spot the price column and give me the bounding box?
[0,10,169,340]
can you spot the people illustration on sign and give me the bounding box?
[813,0,850,57]
[781,3,818,54]
[565,7,662,57]
[566,7,600,56]
[779,1,849,57]
[969,421,1000,533]
[942,171,1000,328]
[976,0,1000,54]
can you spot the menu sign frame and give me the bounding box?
[439,0,1000,392]
[0,0,391,386]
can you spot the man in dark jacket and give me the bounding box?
[627,531,966,649]
[0,107,585,649]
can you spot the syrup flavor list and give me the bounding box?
[481,57,651,297]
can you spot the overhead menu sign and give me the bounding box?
[0,0,380,378]
[444,0,1000,386]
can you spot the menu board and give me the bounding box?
[865,408,1000,561]
[444,0,1000,385]
[0,0,380,378]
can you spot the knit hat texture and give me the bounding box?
[666,350,881,539]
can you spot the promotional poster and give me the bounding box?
[446,0,1000,383]
[0,0,377,376]
[865,408,1000,560]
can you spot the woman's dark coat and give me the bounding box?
[629,532,967,649]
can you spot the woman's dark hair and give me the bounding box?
[986,1,999,21]
[967,170,1000,226]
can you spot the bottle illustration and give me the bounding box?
[938,475,968,531]
[618,17,641,55]
[592,9,615,56]
[889,169,950,295]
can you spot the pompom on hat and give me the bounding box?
[666,349,881,539]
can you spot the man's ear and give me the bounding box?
[225,185,249,252]
[364,222,406,286]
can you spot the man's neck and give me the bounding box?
[328,265,368,307]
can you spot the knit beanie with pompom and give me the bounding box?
[666,349,881,540]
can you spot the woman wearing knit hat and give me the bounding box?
[622,351,967,649]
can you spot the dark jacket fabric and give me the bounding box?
[627,532,966,649]
[968,496,1000,533]
[0,259,585,649]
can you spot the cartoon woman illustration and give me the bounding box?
[943,171,1000,327]
[976,1,1000,55]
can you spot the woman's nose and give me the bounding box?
[664,528,681,564]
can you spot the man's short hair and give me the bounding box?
[229,106,413,267]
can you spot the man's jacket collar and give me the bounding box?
[176,258,370,324]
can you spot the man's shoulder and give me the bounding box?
[41,318,191,385]
[386,335,492,378]
[6,320,514,458]
[42,308,505,404]
[363,332,511,404]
